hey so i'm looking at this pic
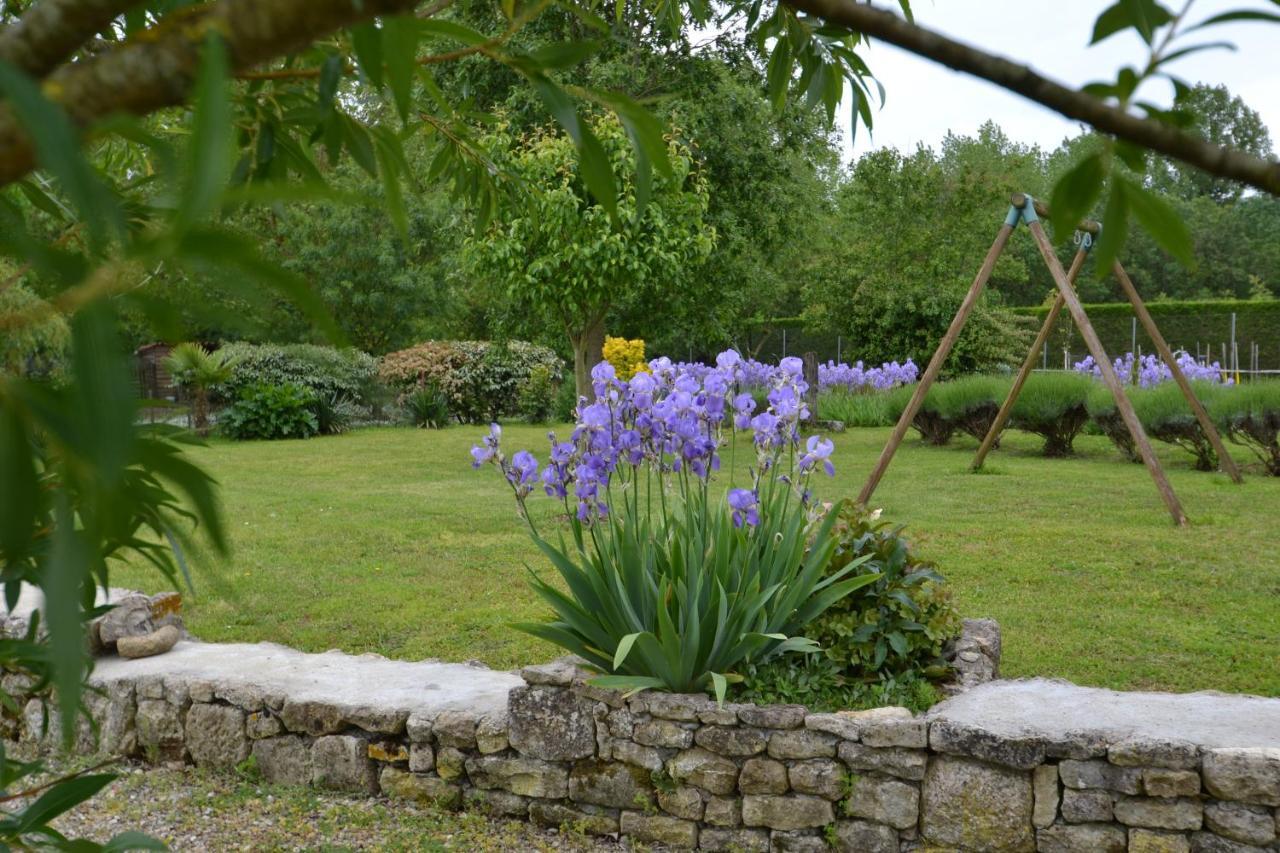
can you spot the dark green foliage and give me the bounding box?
[0,281,69,381]
[1010,373,1094,456]
[932,375,1013,444]
[214,343,379,409]
[1014,299,1280,373]
[220,383,320,441]
[885,385,954,446]
[403,383,450,429]
[311,392,362,436]
[379,340,563,425]
[1210,380,1280,475]
[516,365,559,424]
[553,375,580,423]
[806,503,961,680]
[817,391,893,428]
[734,655,940,713]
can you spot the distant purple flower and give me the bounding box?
[470,423,502,468]
[727,488,759,528]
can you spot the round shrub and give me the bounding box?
[885,384,954,445]
[379,340,563,424]
[1208,380,1280,475]
[220,382,319,440]
[931,374,1012,445]
[214,343,378,407]
[1009,372,1094,456]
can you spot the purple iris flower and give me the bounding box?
[470,423,502,468]
[727,488,759,528]
[799,435,836,477]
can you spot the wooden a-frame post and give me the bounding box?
[857,192,1229,527]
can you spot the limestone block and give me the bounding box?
[464,754,569,798]
[788,758,845,800]
[252,736,312,787]
[1035,822,1126,853]
[656,785,704,820]
[929,719,1045,770]
[767,729,837,760]
[432,709,478,749]
[695,725,768,757]
[312,734,378,793]
[378,767,460,808]
[699,828,769,852]
[1203,800,1276,847]
[634,718,695,749]
[736,704,806,729]
[1202,749,1280,807]
[1062,787,1114,823]
[185,703,249,769]
[1113,795,1203,831]
[838,741,928,781]
[741,794,834,831]
[1033,764,1060,828]
[1110,737,1200,770]
[619,811,698,848]
[507,685,596,761]
[667,747,738,796]
[136,698,184,761]
[409,743,434,773]
[1059,758,1142,794]
[567,758,652,809]
[1146,768,1202,798]
[921,754,1033,850]
[1129,828,1193,853]
[832,819,898,853]
[847,774,920,831]
[738,757,788,795]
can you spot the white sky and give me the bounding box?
[842,0,1280,160]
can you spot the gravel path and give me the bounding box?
[52,761,625,852]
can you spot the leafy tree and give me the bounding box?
[804,144,1034,373]
[466,115,714,395]
[1151,84,1275,204]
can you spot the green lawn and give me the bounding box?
[115,424,1280,697]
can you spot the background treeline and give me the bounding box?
[11,8,1275,374]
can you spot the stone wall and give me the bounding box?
[4,625,1279,851]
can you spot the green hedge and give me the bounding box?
[1011,299,1280,369]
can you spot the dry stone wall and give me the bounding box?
[4,621,1279,852]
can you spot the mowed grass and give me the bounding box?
[114,424,1280,697]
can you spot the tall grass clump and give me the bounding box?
[885,384,953,445]
[1210,380,1280,475]
[931,375,1012,445]
[1010,372,1093,457]
[818,390,894,427]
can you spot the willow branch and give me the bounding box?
[783,0,1280,197]
[0,0,137,79]
[0,0,422,188]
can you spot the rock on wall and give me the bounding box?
[4,624,1279,851]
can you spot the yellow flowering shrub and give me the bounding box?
[602,336,649,380]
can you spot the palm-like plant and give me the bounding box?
[163,343,239,435]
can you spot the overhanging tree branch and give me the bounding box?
[783,0,1280,197]
[0,0,422,188]
[0,0,136,78]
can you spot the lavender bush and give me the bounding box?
[1074,350,1226,388]
[471,351,876,700]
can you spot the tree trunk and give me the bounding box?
[570,314,607,401]
[193,388,210,436]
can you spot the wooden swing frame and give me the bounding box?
[856,193,1242,527]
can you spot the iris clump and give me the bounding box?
[471,351,877,701]
[1074,350,1227,387]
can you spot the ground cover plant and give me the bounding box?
[110,423,1280,697]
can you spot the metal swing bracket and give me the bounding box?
[1004,193,1039,228]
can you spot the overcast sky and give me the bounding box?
[840,0,1280,160]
